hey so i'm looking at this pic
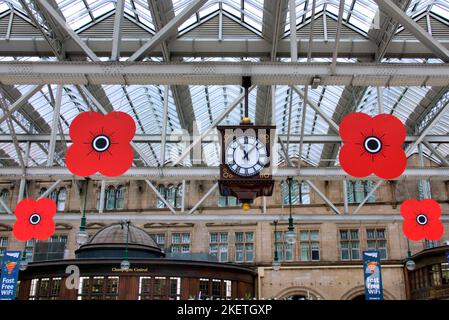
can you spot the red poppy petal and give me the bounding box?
[372,146,406,179]
[372,114,406,146]
[69,111,105,143]
[400,199,421,220]
[66,143,101,176]
[98,145,134,177]
[103,112,136,143]
[14,198,37,220]
[13,219,33,241]
[339,112,373,143]
[32,219,55,241]
[403,220,426,241]
[419,199,441,219]
[339,144,372,177]
[424,220,444,241]
[35,198,56,219]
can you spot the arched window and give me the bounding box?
[347,181,375,203]
[175,184,183,208]
[115,186,126,210]
[281,180,310,205]
[56,188,67,211]
[166,184,176,207]
[50,190,58,203]
[156,185,166,208]
[0,189,9,213]
[105,186,116,210]
[38,188,47,197]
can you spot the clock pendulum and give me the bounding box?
[217,76,276,211]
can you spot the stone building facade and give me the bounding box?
[0,155,448,299]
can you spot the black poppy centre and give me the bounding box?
[416,214,428,226]
[92,135,111,153]
[364,136,382,154]
[29,213,41,225]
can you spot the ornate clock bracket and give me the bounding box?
[217,76,275,211]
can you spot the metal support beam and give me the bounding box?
[422,140,449,167]
[0,134,449,144]
[2,213,448,223]
[181,180,186,212]
[188,182,218,214]
[111,0,125,61]
[36,0,100,61]
[305,180,341,215]
[331,0,345,73]
[293,86,339,132]
[2,62,449,86]
[342,180,349,215]
[37,179,62,199]
[172,86,255,166]
[0,85,43,126]
[146,180,177,214]
[2,166,449,180]
[129,0,208,61]
[18,141,30,202]
[352,180,383,214]
[289,0,297,62]
[374,0,449,62]
[160,85,169,166]
[0,197,12,214]
[47,85,62,166]
[377,87,384,114]
[99,179,106,213]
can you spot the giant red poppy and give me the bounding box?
[66,111,136,177]
[401,199,444,241]
[13,198,56,241]
[339,112,406,180]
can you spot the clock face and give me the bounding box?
[225,136,268,177]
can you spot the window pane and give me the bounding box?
[310,231,319,241]
[245,232,253,242]
[235,232,243,243]
[340,230,348,240]
[350,230,359,240]
[367,229,375,239]
[300,243,310,261]
[300,231,309,241]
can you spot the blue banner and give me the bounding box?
[0,251,22,300]
[446,251,449,264]
[363,250,383,300]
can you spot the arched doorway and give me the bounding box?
[275,287,324,300]
[351,294,365,300]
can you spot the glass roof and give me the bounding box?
[1,1,449,168]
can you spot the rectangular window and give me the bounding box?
[0,236,8,259]
[77,276,118,300]
[153,277,167,300]
[138,277,152,300]
[171,233,191,253]
[274,231,294,262]
[366,228,388,259]
[169,277,181,300]
[442,263,449,285]
[150,233,166,250]
[209,232,228,262]
[234,232,254,263]
[29,279,39,300]
[25,239,35,262]
[299,230,320,261]
[199,278,210,300]
[340,229,360,261]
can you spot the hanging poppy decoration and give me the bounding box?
[339,112,406,180]
[66,111,136,177]
[13,198,56,241]
[401,199,444,241]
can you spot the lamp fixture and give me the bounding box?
[120,220,131,271]
[272,220,281,271]
[285,177,296,245]
[405,238,416,271]
[76,178,89,246]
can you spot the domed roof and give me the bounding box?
[75,222,164,259]
[88,223,158,247]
